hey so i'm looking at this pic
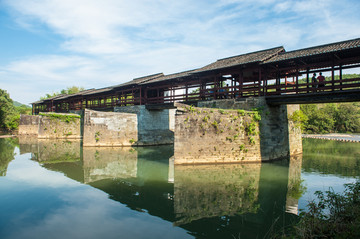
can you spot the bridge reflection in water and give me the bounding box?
[18,137,301,238]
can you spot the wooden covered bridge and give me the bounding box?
[32,38,360,114]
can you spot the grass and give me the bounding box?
[274,181,360,238]
[39,112,80,123]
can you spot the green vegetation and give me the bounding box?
[40,86,85,100]
[301,102,360,133]
[297,74,360,134]
[237,109,245,116]
[0,89,31,131]
[0,138,18,176]
[95,131,101,142]
[289,110,308,130]
[279,181,360,238]
[39,112,80,123]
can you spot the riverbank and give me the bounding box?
[302,133,360,142]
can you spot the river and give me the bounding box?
[0,137,359,239]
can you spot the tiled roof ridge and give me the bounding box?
[284,37,360,55]
[216,46,284,62]
[264,37,360,63]
[133,72,164,82]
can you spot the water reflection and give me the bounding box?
[174,164,261,225]
[11,137,306,238]
[286,155,304,215]
[302,138,360,177]
[83,147,138,183]
[0,137,18,176]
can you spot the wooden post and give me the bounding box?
[139,87,142,105]
[263,70,268,96]
[239,71,243,97]
[306,68,310,93]
[296,67,299,94]
[200,80,205,100]
[258,68,262,96]
[332,65,335,91]
[144,88,148,104]
[340,65,343,90]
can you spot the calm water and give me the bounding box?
[0,137,359,239]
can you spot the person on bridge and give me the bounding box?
[312,73,317,92]
[317,72,326,91]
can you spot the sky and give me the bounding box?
[0,0,360,105]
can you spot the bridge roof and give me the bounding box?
[264,38,360,64]
[32,93,69,104]
[194,46,285,73]
[112,73,165,88]
[80,87,114,96]
[139,69,198,85]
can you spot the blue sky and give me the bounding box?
[1,0,360,105]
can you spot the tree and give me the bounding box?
[41,86,85,100]
[301,103,360,134]
[0,89,18,130]
[333,103,360,133]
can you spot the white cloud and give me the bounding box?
[0,55,125,103]
[1,0,360,104]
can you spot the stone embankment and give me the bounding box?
[302,134,360,143]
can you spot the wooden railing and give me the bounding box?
[33,77,360,113]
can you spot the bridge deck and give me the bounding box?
[266,89,360,105]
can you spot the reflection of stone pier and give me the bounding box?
[173,164,261,225]
[37,139,81,163]
[18,136,39,155]
[82,147,138,183]
[286,155,303,215]
[19,137,81,163]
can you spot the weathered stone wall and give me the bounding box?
[197,97,303,161]
[83,109,138,146]
[286,105,303,156]
[174,163,261,225]
[174,104,261,164]
[38,113,81,139]
[115,105,175,145]
[18,115,40,135]
[82,147,138,183]
[19,113,81,139]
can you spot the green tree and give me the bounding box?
[41,86,85,100]
[0,89,18,131]
[301,103,360,134]
[301,104,335,133]
[15,104,32,115]
[333,103,360,133]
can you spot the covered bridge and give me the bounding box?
[32,38,360,114]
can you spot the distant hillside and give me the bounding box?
[13,101,31,108]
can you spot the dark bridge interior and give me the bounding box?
[32,38,360,114]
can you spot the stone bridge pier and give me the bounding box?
[173,97,302,164]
